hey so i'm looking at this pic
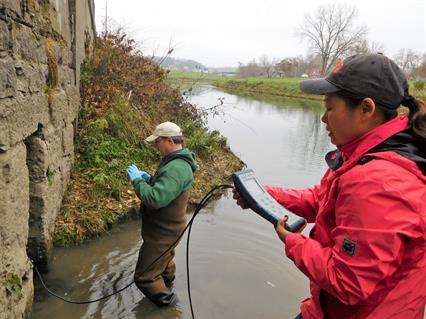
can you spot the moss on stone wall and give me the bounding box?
[4,273,23,301]
[46,38,58,88]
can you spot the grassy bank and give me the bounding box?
[168,70,225,81]
[53,33,243,246]
[223,89,324,112]
[212,76,426,101]
[167,70,226,89]
[168,71,426,101]
[213,77,321,101]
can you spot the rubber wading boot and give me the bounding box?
[147,290,179,307]
[163,275,175,289]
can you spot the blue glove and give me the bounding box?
[127,164,140,182]
[126,164,151,182]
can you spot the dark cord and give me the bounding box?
[32,184,234,312]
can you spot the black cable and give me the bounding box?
[32,184,234,309]
[33,261,135,304]
[33,217,193,304]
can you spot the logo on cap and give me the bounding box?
[332,60,343,74]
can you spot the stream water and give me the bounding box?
[31,86,333,319]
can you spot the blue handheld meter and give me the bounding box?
[232,169,305,232]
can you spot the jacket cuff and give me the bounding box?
[132,177,144,187]
[284,233,305,256]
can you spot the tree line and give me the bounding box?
[237,4,426,79]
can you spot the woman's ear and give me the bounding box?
[361,98,376,118]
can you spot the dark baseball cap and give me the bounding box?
[300,54,408,109]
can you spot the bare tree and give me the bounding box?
[258,55,274,78]
[276,57,300,77]
[394,49,421,77]
[349,39,385,55]
[275,54,323,77]
[236,59,263,77]
[416,54,426,78]
[298,4,367,75]
[276,58,294,77]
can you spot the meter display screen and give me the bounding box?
[245,178,264,197]
[233,168,305,231]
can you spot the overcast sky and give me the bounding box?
[94,0,426,67]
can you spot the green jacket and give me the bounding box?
[132,148,197,210]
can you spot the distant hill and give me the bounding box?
[154,56,208,72]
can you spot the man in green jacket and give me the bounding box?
[127,121,197,307]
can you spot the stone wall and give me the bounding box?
[0,1,95,317]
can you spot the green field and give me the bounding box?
[167,70,222,79]
[169,71,426,101]
[213,76,319,100]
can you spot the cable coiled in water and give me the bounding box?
[33,184,234,319]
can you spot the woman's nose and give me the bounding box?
[321,112,327,124]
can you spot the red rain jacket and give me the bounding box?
[266,117,426,319]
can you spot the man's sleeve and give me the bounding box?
[282,171,422,305]
[132,171,183,210]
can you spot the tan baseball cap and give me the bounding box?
[145,121,183,142]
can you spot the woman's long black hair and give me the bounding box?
[402,96,426,141]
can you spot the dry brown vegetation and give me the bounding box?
[54,31,243,246]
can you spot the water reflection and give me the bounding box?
[130,298,183,318]
[232,91,323,113]
[188,86,332,187]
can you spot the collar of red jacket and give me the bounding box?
[337,116,409,160]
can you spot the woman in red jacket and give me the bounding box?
[235,54,426,318]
